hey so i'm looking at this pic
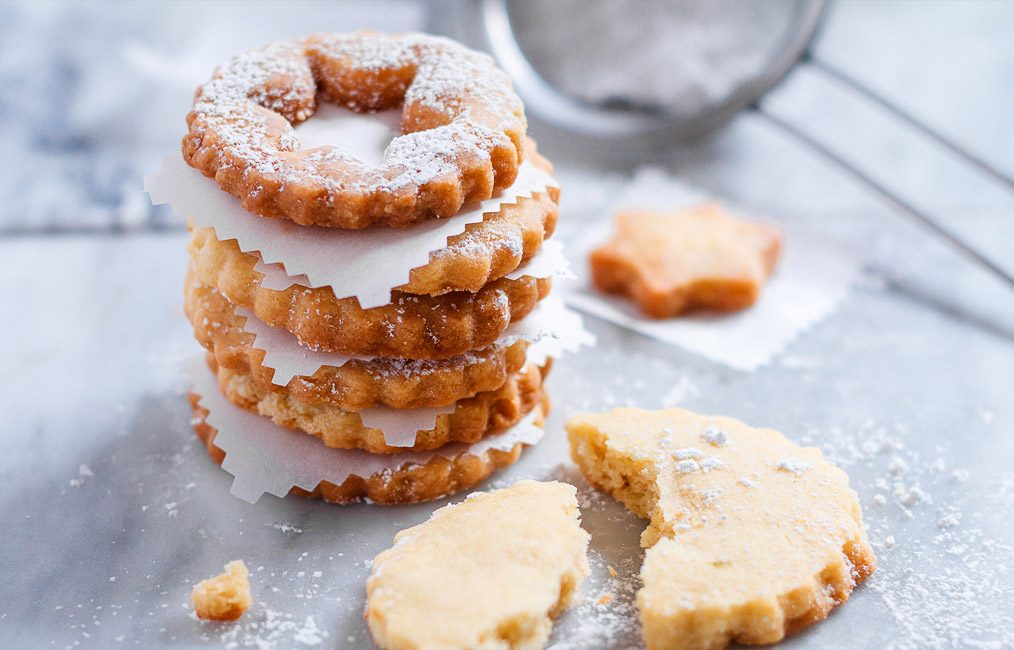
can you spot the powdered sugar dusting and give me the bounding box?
[202,604,328,648]
[701,426,729,447]
[799,419,1014,650]
[674,459,700,474]
[185,31,524,206]
[699,457,725,472]
[775,457,812,475]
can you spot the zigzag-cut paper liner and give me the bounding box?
[234,295,595,447]
[187,356,545,505]
[146,156,556,309]
[254,237,573,292]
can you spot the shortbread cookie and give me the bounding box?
[208,352,549,454]
[187,235,551,359]
[186,274,530,411]
[366,480,590,650]
[183,32,526,229]
[191,396,545,505]
[401,141,559,295]
[186,143,556,300]
[589,205,782,317]
[191,560,251,622]
[567,408,875,650]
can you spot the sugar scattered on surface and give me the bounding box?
[699,457,725,472]
[798,419,1014,650]
[559,349,1012,649]
[661,376,701,406]
[209,605,329,648]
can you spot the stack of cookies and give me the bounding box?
[159,32,578,504]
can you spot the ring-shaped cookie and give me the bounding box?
[186,239,552,359]
[185,275,531,411]
[183,31,526,229]
[207,354,548,454]
[191,396,545,505]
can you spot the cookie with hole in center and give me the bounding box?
[187,234,551,359]
[190,396,546,505]
[183,31,526,228]
[567,407,875,650]
[185,273,531,412]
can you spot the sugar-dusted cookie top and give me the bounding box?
[183,31,527,229]
[567,407,875,650]
[589,205,782,317]
[365,480,590,650]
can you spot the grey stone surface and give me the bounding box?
[1,1,1012,649]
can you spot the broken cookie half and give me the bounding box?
[365,480,590,650]
[567,407,875,650]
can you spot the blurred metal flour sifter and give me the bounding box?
[429,0,1014,291]
[429,0,826,146]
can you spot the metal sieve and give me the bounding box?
[429,0,827,147]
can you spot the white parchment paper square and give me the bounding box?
[563,168,861,371]
[235,295,594,447]
[144,109,557,308]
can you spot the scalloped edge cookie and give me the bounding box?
[183,31,526,229]
[191,396,545,505]
[190,140,557,301]
[207,352,549,454]
[567,407,876,650]
[400,142,559,295]
[187,236,551,359]
[185,273,529,411]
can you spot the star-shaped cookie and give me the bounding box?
[589,205,783,318]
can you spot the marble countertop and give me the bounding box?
[1,2,1012,649]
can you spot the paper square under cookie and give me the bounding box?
[234,295,594,447]
[186,357,546,504]
[564,168,861,371]
[145,107,558,309]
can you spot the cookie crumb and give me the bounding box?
[192,560,251,622]
[597,593,615,606]
[607,565,618,577]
